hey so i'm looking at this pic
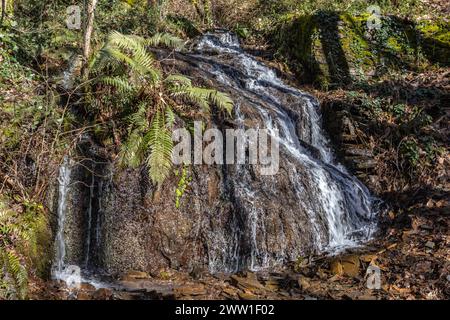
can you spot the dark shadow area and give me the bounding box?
[316,11,352,87]
[273,11,449,89]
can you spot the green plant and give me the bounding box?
[175,166,192,208]
[400,138,420,168]
[91,31,233,186]
[0,198,48,299]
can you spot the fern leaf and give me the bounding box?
[146,110,174,185]
[208,90,234,115]
[165,107,176,128]
[146,33,185,49]
[165,74,192,88]
[100,76,135,95]
[119,129,146,168]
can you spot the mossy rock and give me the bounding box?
[272,11,449,88]
[417,20,450,65]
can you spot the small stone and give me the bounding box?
[118,280,145,292]
[425,241,435,249]
[264,279,280,291]
[446,275,450,282]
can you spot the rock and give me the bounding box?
[174,284,207,297]
[237,291,259,300]
[264,279,280,291]
[112,292,138,300]
[77,291,92,300]
[221,287,238,299]
[79,283,96,291]
[118,280,146,292]
[145,285,176,299]
[330,255,360,277]
[93,288,113,300]
[189,265,207,280]
[415,261,432,274]
[360,254,377,263]
[122,271,149,280]
[230,274,264,292]
[425,241,435,249]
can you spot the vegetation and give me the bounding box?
[0,0,448,300]
[0,197,49,299]
[89,31,232,185]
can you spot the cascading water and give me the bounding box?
[52,157,72,280]
[51,155,110,288]
[188,31,378,271]
[51,31,379,278]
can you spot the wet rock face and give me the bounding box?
[58,159,92,268]
[94,156,317,275]
[53,32,377,276]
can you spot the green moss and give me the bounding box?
[417,21,450,65]
[272,12,448,87]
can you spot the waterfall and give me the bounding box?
[52,156,72,280]
[50,31,379,278]
[51,156,110,288]
[191,31,378,270]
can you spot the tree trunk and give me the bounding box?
[82,0,98,78]
[1,0,7,24]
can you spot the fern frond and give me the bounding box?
[146,110,174,186]
[106,32,161,82]
[208,90,234,115]
[165,74,192,88]
[2,249,28,299]
[165,107,176,128]
[119,129,147,168]
[146,33,185,49]
[171,86,211,113]
[100,76,136,95]
[170,84,234,115]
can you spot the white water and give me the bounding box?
[51,32,378,276]
[195,32,378,270]
[52,156,72,281]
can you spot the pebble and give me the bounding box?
[425,241,435,249]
